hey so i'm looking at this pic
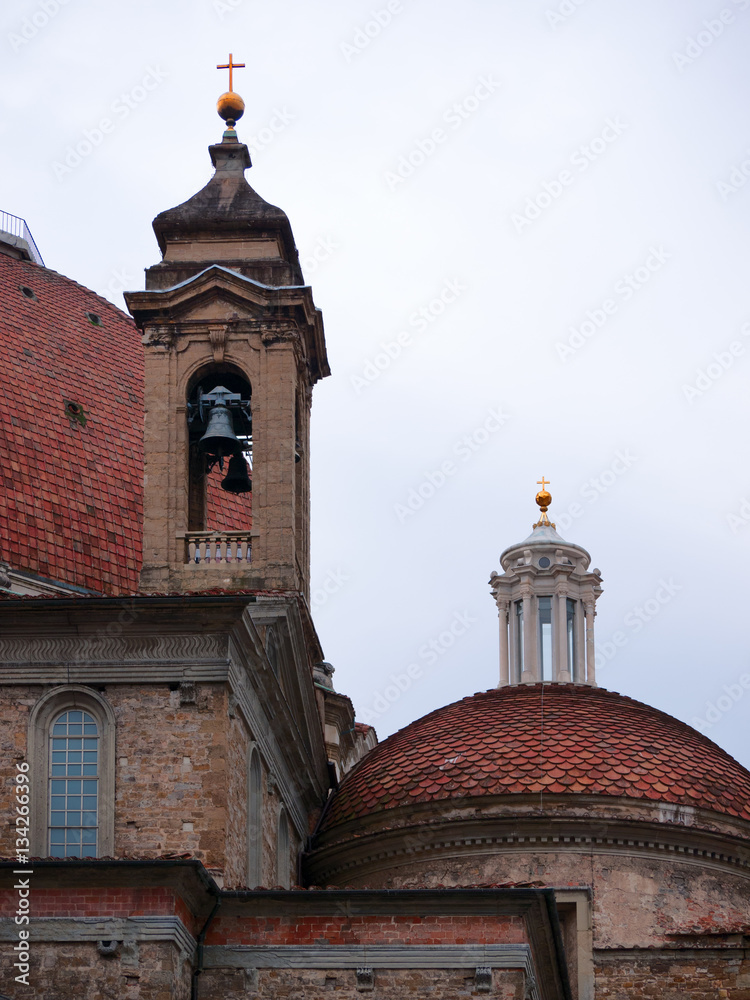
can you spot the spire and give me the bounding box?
[489,481,603,687]
[145,61,303,291]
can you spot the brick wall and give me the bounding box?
[206,912,526,947]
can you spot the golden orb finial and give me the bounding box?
[216,54,246,132]
[217,90,245,125]
[533,476,555,528]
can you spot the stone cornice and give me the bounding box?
[0,915,196,956]
[125,265,329,382]
[307,801,750,885]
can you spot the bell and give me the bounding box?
[199,404,239,460]
[221,453,252,494]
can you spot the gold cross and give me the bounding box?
[537,476,550,490]
[217,53,245,92]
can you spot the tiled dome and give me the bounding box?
[322,683,750,830]
[0,254,251,595]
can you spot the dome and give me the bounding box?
[322,683,750,831]
[0,254,251,595]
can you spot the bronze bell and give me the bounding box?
[221,453,252,494]
[199,404,239,460]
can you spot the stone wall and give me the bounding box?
[198,967,526,999]
[0,940,191,1000]
[225,707,249,886]
[114,683,228,865]
[594,952,750,999]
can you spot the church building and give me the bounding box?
[0,68,748,1000]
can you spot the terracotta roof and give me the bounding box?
[0,256,145,594]
[0,255,251,595]
[323,684,750,829]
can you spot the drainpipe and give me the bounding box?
[191,896,221,1000]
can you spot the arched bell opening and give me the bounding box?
[186,369,252,532]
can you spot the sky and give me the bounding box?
[3,0,750,768]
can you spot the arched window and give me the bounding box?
[49,710,99,858]
[28,687,115,858]
[186,369,252,532]
[247,747,262,888]
[276,807,290,889]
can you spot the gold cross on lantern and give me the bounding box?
[537,476,550,490]
[217,53,245,92]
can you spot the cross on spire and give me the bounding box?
[217,53,245,93]
[537,476,550,491]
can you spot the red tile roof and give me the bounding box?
[0,255,250,595]
[323,684,750,829]
[0,256,145,594]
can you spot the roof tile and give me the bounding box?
[322,684,750,831]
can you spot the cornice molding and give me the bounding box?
[307,810,750,885]
[0,915,195,956]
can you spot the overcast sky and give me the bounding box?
[3,0,750,768]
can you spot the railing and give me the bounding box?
[0,210,45,266]
[185,531,253,565]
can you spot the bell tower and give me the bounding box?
[125,70,328,597]
[490,481,603,686]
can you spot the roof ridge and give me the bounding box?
[0,254,138,326]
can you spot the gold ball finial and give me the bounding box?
[217,91,245,126]
[533,476,555,528]
[535,489,552,512]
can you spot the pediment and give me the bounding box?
[125,266,281,324]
